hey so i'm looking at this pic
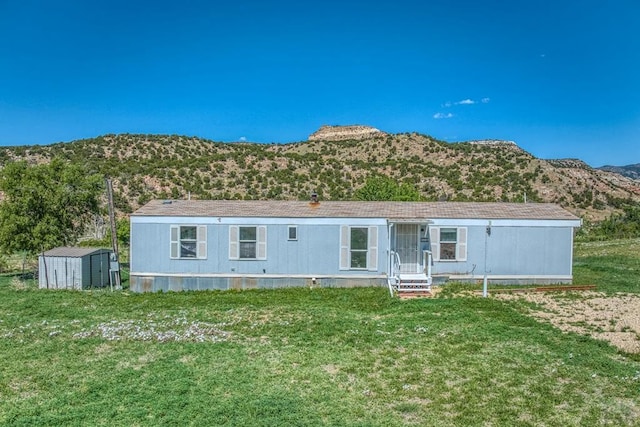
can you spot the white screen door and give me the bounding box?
[395,224,419,273]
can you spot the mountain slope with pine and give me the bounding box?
[597,163,640,181]
[1,126,638,221]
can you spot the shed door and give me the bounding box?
[395,224,420,273]
[90,254,105,288]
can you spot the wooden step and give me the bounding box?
[398,290,433,299]
[398,283,431,288]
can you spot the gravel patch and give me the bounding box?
[495,291,640,353]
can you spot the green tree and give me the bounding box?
[598,204,640,238]
[0,159,103,254]
[354,175,423,201]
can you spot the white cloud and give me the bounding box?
[433,112,454,119]
[238,136,247,142]
[442,98,490,107]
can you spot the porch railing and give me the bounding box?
[389,250,433,296]
[423,250,433,279]
[388,251,402,296]
[422,251,433,286]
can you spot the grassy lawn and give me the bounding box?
[573,238,640,294]
[1,241,640,426]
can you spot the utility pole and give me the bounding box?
[105,178,121,290]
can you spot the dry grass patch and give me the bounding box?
[496,291,640,353]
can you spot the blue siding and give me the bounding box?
[430,225,573,277]
[131,222,389,276]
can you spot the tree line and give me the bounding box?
[0,159,125,259]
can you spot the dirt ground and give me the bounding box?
[493,291,640,354]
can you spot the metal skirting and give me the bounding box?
[129,274,387,293]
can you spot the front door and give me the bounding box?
[395,224,419,273]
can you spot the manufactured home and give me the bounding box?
[129,200,581,293]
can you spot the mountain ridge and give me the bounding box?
[0,129,638,221]
[597,164,640,181]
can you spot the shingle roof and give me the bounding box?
[132,200,580,221]
[42,247,110,257]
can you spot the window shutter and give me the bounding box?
[229,226,239,259]
[368,226,378,271]
[429,227,440,261]
[457,227,467,261]
[339,225,349,270]
[257,226,267,260]
[170,225,179,259]
[196,225,207,259]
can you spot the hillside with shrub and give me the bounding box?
[0,129,638,222]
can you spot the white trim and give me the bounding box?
[339,225,349,270]
[387,223,394,277]
[129,221,135,267]
[429,227,440,261]
[132,216,388,226]
[170,224,206,260]
[257,225,267,260]
[432,226,468,262]
[133,216,580,228]
[569,227,575,277]
[170,225,179,259]
[232,225,266,260]
[196,225,207,259]
[428,218,581,228]
[130,272,388,279]
[229,226,239,259]
[456,226,467,261]
[368,226,378,271]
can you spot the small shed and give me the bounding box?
[39,247,112,290]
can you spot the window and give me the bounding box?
[429,227,467,262]
[350,227,368,269]
[288,226,297,241]
[439,228,457,260]
[239,226,257,259]
[170,225,207,259]
[339,225,378,271]
[229,225,267,260]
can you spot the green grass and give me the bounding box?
[574,238,640,293]
[1,241,640,426]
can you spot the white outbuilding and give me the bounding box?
[39,247,112,290]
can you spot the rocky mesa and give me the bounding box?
[308,125,387,141]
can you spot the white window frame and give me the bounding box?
[229,225,267,260]
[350,227,368,270]
[430,226,467,262]
[239,226,258,259]
[339,225,378,271]
[170,225,207,259]
[288,225,298,241]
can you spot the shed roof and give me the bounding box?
[42,247,110,257]
[132,200,580,221]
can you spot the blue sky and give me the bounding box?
[1,0,638,166]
